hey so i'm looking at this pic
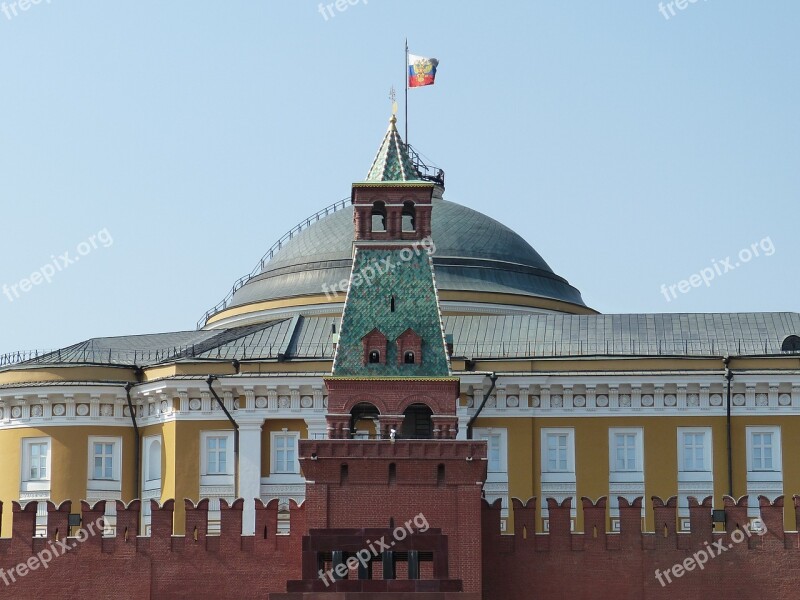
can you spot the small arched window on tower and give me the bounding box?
[371,201,387,233]
[402,201,416,232]
[396,328,422,366]
[362,328,387,366]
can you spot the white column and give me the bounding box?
[237,416,265,535]
[456,413,469,440]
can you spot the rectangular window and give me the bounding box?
[540,428,576,522]
[614,433,638,471]
[487,434,501,472]
[541,429,575,475]
[207,436,228,475]
[608,428,644,475]
[608,427,644,523]
[747,427,781,473]
[746,426,783,517]
[93,443,115,480]
[473,428,510,524]
[682,432,706,471]
[22,437,51,485]
[272,432,299,474]
[87,437,122,483]
[29,442,49,480]
[473,429,507,473]
[677,428,713,522]
[547,434,568,472]
[751,433,773,471]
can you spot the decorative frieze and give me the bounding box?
[3,376,800,431]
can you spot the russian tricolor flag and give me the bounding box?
[408,54,439,88]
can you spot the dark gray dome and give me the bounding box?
[229,199,588,310]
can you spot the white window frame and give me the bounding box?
[202,432,233,476]
[608,428,644,522]
[745,426,783,517]
[87,436,123,493]
[271,430,300,475]
[747,427,782,474]
[677,428,713,475]
[540,428,575,479]
[540,428,577,521]
[200,430,235,477]
[143,435,163,490]
[474,428,508,474]
[609,428,644,481]
[473,428,509,522]
[91,440,116,480]
[199,431,235,534]
[677,428,713,520]
[21,437,52,493]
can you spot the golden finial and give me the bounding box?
[390,86,398,118]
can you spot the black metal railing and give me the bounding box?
[0,350,54,367]
[194,148,443,330]
[2,338,798,369]
[195,197,352,329]
[453,339,800,358]
[3,338,798,369]
[406,144,445,187]
[0,342,337,368]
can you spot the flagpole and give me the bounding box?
[405,38,409,144]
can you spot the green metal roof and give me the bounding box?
[365,115,424,183]
[5,312,800,372]
[332,248,450,376]
[229,199,589,310]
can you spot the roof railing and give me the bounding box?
[405,143,445,187]
[0,350,54,367]
[453,339,800,358]
[195,149,442,330]
[3,339,799,369]
[0,343,340,368]
[195,197,353,329]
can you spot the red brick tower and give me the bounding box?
[279,116,487,599]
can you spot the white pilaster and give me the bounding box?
[237,416,265,535]
[304,416,328,441]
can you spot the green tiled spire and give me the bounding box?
[365,115,424,182]
[332,248,450,377]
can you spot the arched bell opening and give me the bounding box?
[401,403,433,439]
[349,402,380,439]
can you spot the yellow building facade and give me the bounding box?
[2,121,799,539]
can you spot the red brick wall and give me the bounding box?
[0,498,304,600]
[4,485,800,598]
[299,439,488,594]
[482,494,800,600]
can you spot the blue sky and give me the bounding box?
[0,1,798,354]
